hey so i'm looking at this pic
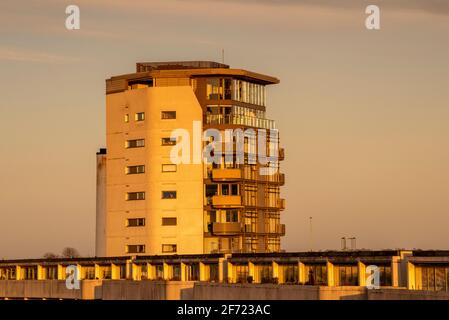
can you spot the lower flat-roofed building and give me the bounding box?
[1,250,449,299]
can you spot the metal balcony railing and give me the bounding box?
[206,114,276,130]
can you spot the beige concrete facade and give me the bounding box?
[104,86,204,256]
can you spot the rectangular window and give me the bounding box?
[126,245,145,254]
[161,137,176,146]
[162,191,177,199]
[226,210,239,222]
[162,244,177,253]
[135,112,145,121]
[126,139,145,148]
[124,114,129,123]
[161,111,176,119]
[126,192,145,201]
[162,164,177,172]
[162,217,177,226]
[126,165,145,175]
[127,218,145,227]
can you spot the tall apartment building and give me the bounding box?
[96,61,285,257]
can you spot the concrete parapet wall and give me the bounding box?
[0,280,102,299]
[1,280,449,300]
[368,288,449,300]
[101,280,195,300]
[192,283,367,300]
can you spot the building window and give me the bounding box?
[161,137,176,146]
[221,183,239,196]
[127,218,145,227]
[162,164,177,172]
[162,244,177,253]
[135,112,145,121]
[124,114,129,123]
[162,191,177,199]
[226,210,239,222]
[161,111,176,119]
[126,245,145,254]
[126,139,145,148]
[126,192,145,201]
[125,165,145,175]
[162,217,177,226]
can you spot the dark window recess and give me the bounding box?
[126,139,145,148]
[162,217,177,226]
[161,111,176,119]
[162,244,177,253]
[127,245,145,254]
[162,191,177,199]
[161,137,176,146]
[127,218,145,227]
[126,165,145,174]
[127,192,145,201]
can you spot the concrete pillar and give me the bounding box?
[163,263,170,280]
[57,265,65,280]
[391,257,399,287]
[95,150,107,257]
[248,262,255,283]
[327,261,335,286]
[199,262,207,281]
[111,264,120,280]
[147,263,155,280]
[126,260,133,280]
[16,266,22,280]
[298,261,306,284]
[132,264,140,281]
[407,262,416,290]
[37,265,45,280]
[95,264,101,280]
[218,258,225,283]
[226,261,234,283]
[181,263,187,281]
[76,265,82,281]
[358,261,366,287]
[272,262,279,283]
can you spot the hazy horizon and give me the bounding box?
[0,0,448,259]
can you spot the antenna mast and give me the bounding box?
[309,217,313,251]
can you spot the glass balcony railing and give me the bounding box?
[206,114,276,130]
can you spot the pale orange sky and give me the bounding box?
[0,0,448,258]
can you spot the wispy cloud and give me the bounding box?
[203,0,449,16]
[0,47,79,64]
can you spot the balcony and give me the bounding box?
[206,114,276,130]
[212,169,242,181]
[212,222,242,235]
[277,198,286,210]
[212,195,242,208]
[276,224,286,236]
[279,148,285,161]
[278,173,285,186]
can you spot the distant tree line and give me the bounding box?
[43,247,80,259]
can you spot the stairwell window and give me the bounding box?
[126,245,145,254]
[126,139,145,148]
[162,191,177,199]
[126,165,145,175]
[162,244,177,253]
[161,111,176,119]
[135,112,145,121]
[162,217,177,226]
[126,192,145,201]
[161,137,176,146]
[127,218,145,227]
[162,164,177,172]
